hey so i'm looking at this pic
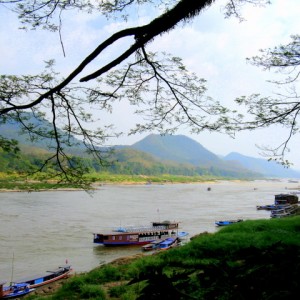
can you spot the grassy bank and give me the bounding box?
[27,216,300,299]
[86,173,219,184]
[0,172,220,191]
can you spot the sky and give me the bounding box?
[1,0,300,169]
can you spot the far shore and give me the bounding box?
[0,179,220,193]
[0,177,297,193]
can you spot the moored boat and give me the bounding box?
[257,194,299,218]
[270,204,299,218]
[177,231,189,238]
[93,221,180,246]
[1,282,34,299]
[256,204,278,210]
[215,219,243,226]
[157,237,179,250]
[141,231,188,251]
[274,194,298,205]
[15,265,72,289]
[141,239,164,251]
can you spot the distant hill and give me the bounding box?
[224,152,300,178]
[131,134,221,165]
[0,114,86,156]
[129,134,262,178]
[129,134,300,178]
[2,116,300,178]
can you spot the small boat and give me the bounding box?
[270,204,299,218]
[141,231,188,251]
[177,231,189,238]
[158,237,179,250]
[215,219,243,226]
[257,194,299,210]
[93,221,181,246]
[256,203,292,210]
[1,282,34,299]
[256,204,278,210]
[141,239,164,251]
[15,265,72,288]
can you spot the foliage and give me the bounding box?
[28,216,300,299]
[0,136,19,154]
[48,276,106,300]
[0,142,260,190]
[0,0,273,185]
[232,34,300,166]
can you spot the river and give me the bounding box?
[0,180,297,282]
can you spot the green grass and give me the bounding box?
[85,173,218,184]
[28,216,300,299]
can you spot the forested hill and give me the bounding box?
[128,134,300,178]
[130,134,221,165]
[1,117,300,178]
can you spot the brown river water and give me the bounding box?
[0,180,298,282]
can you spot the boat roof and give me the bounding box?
[95,222,179,235]
[160,237,175,242]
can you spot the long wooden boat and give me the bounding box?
[1,282,34,299]
[93,221,180,246]
[141,231,189,251]
[256,203,293,211]
[15,265,72,288]
[256,204,278,210]
[215,219,243,226]
[158,237,179,251]
[141,239,164,251]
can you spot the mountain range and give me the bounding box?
[128,134,300,178]
[1,117,300,178]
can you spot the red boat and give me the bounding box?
[93,221,180,246]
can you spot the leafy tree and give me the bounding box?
[234,34,300,166]
[0,0,272,184]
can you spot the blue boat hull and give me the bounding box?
[215,219,243,226]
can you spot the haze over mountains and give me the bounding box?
[1,116,300,178]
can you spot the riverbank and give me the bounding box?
[0,173,224,192]
[27,217,300,299]
[31,254,145,297]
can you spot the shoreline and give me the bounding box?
[1,178,296,193]
[0,180,220,193]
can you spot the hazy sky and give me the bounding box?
[1,0,300,169]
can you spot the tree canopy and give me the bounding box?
[1,0,298,184]
[235,34,300,166]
